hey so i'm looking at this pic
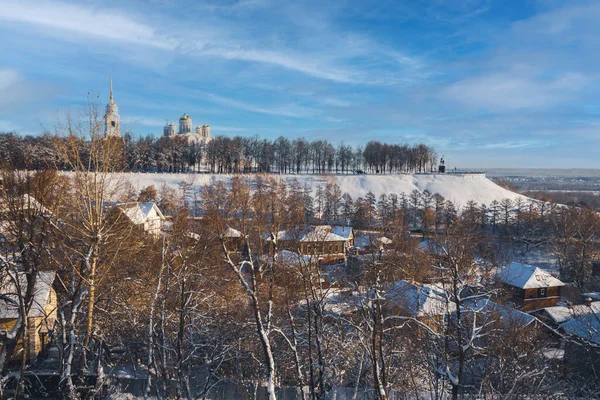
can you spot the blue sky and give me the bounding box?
[0,0,599,168]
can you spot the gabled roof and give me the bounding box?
[0,271,56,319]
[0,194,51,216]
[384,280,455,317]
[116,202,165,225]
[498,262,564,289]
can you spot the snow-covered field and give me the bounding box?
[113,172,531,209]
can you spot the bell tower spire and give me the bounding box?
[109,76,114,104]
[104,77,120,137]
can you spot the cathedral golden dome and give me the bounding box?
[180,113,191,121]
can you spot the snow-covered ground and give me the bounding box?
[112,172,531,209]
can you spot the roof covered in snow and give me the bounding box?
[498,262,564,289]
[274,250,314,265]
[465,299,536,328]
[384,280,455,317]
[330,226,353,239]
[0,194,50,216]
[273,225,352,243]
[223,227,243,238]
[543,303,600,324]
[116,202,165,225]
[561,312,600,345]
[0,271,55,320]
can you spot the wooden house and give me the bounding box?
[498,262,564,311]
[271,225,354,262]
[0,271,57,360]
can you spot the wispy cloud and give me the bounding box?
[443,72,589,111]
[0,0,175,49]
[201,92,316,118]
[0,0,427,85]
[120,116,167,127]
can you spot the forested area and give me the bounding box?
[0,131,438,174]
[3,165,600,399]
[1,108,599,399]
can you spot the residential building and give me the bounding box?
[498,262,564,311]
[0,271,57,360]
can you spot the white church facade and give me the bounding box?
[163,113,212,145]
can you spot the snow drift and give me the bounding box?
[113,172,531,209]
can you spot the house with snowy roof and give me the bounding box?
[0,271,57,360]
[383,280,455,332]
[114,202,165,236]
[268,225,354,260]
[498,262,564,311]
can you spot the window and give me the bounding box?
[539,287,547,297]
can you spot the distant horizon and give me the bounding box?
[1,0,599,168]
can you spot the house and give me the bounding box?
[383,280,456,332]
[498,262,564,311]
[114,202,165,236]
[270,225,354,261]
[0,271,57,360]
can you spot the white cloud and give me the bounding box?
[0,0,175,49]
[0,0,427,85]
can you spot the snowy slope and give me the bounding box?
[112,172,532,209]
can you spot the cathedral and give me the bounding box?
[163,113,212,145]
[104,77,120,137]
[103,78,212,147]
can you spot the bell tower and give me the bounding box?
[104,77,121,137]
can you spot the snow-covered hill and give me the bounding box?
[114,172,531,209]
